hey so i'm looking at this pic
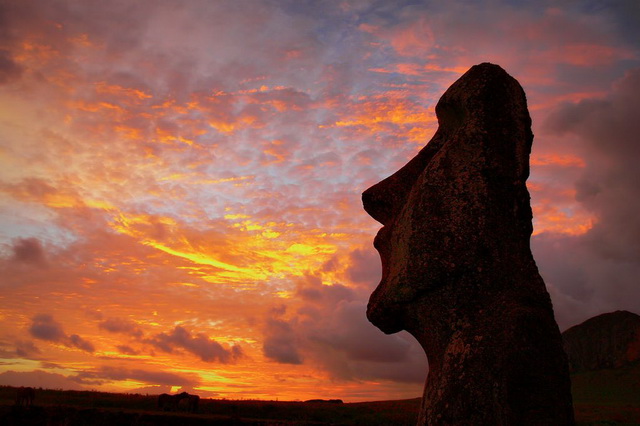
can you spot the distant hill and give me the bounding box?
[562,310,640,373]
[562,311,640,424]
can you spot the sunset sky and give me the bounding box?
[1,0,639,402]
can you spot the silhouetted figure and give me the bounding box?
[305,399,344,404]
[158,392,190,411]
[363,63,575,425]
[15,387,35,407]
[187,394,200,413]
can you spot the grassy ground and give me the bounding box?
[0,387,420,425]
[2,367,639,426]
[572,363,640,426]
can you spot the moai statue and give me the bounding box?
[363,63,574,425]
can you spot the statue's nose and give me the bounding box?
[362,133,443,225]
[362,182,396,225]
[362,151,427,225]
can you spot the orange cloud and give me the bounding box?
[324,95,436,143]
[532,203,594,236]
[94,82,153,102]
[531,154,585,168]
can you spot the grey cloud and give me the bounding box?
[297,284,354,303]
[532,233,596,329]
[98,317,143,338]
[68,334,95,353]
[148,326,242,363]
[346,247,381,287]
[29,314,66,342]
[15,340,41,358]
[11,238,46,266]
[264,270,427,382]
[310,301,411,364]
[116,345,140,355]
[533,231,640,330]
[262,307,302,364]
[40,362,63,369]
[29,314,95,353]
[306,301,427,383]
[536,68,640,328]
[296,305,321,320]
[266,294,427,383]
[296,274,355,304]
[297,286,323,302]
[0,49,22,84]
[546,68,640,255]
[595,0,640,47]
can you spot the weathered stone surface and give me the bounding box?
[363,63,574,425]
[563,310,640,373]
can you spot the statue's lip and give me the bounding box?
[373,225,390,251]
[372,225,390,282]
[368,224,404,334]
[373,226,385,247]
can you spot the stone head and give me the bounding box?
[362,63,534,335]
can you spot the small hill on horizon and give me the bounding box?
[562,310,640,373]
[559,311,640,424]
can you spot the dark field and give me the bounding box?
[1,387,420,425]
[571,363,640,426]
[2,367,639,426]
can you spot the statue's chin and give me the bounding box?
[366,296,404,335]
